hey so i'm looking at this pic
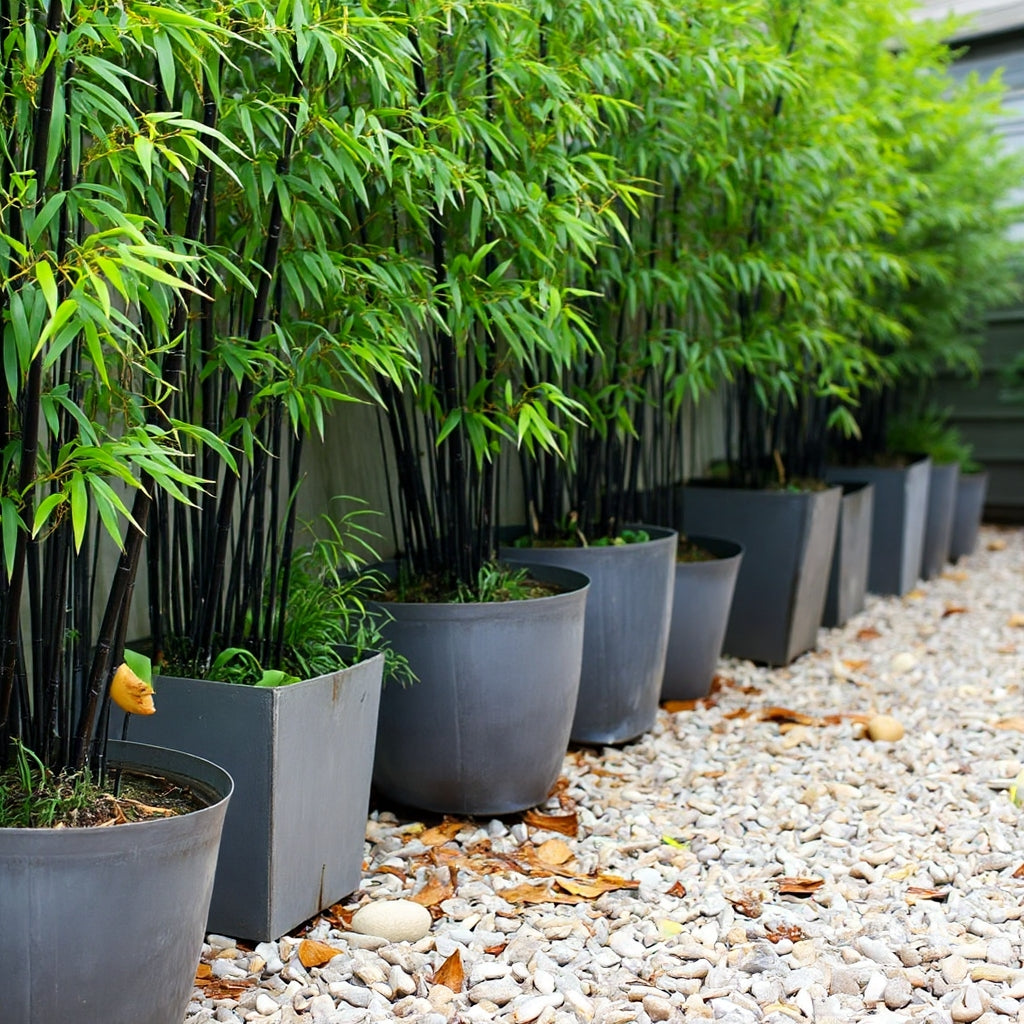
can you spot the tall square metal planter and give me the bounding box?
[114,649,384,941]
[823,481,874,628]
[920,462,959,579]
[826,457,931,596]
[950,470,989,561]
[681,485,841,666]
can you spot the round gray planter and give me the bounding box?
[661,535,743,702]
[950,470,989,562]
[372,563,588,815]
[504,525,677,746]
[921,462,959,580]
[0,740,232,1024]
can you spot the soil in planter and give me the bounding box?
[0,754,211,829]
[677,536,717,563]
[380,562,562,604]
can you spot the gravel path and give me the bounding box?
[186,525,1024,1024]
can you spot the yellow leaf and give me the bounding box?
[110,662,155,716]
[535,838,573,865]
[298,939,339,968]
[432,950,464,991]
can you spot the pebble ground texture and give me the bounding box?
[186,525,1024,1024]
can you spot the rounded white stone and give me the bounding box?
[350,899,432,943]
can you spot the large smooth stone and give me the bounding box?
[349,899,432,942]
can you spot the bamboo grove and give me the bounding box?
[1,0,1020,772]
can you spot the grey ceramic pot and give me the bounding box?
[0,740,231,1024]
[661,535,743,701]
[950,470,989,561]
[823,482,874,628]
[503,525,677,746]
[681,484,841,666]
[372,563,588,815]
[921,462,959,580]
[826,457,931,597]
[114,648,383,941]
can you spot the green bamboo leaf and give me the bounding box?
[35,260,58,315]
[69,472,88,552]
[1,497,21,580]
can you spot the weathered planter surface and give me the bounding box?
[373,563,588,815]
[826,457,931,597]
[681,485,841,666]
[504,526,677,746]
[0,741,231,1024]
[921,462,959,580]
[117,649,383,941]
[661,535,743,701]
[950,470,989,561]
[823,482,874,628]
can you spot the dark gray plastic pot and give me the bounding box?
[921,462,959,580]
[0,740,231,1024]
[503,525,676,746]
[372,563,588,815]
[681,485,841,666]
[662,535,743,701]
[114,648,383,941]
[826,457,931,596]
[823,482,874,628]
[950,470,989,561]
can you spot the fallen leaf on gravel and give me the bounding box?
[762,1002,803,1019]
[765,922,805,943]
[942,604,967,617]
[943,570,969,581]
[556,875,638,898]
[374,864,407,881]
[857,626,882,641]
[534,838,573,865]
[666,881,687,898]
[1009,613,1024,628]
[843,658,869,671]
[887,863,918,881]
[496,881,584,905]
[724,708,753,719]
[432,950,464,991]
[658,918,685,937]
[995,717,1024,732]
[523,809,578,837]
[298,939,340,968]
[419,820,468,845]
[905,588,926,600]
[1012,863,1024,878]
[905,886,948,902]
[662,698,714,712]
[760,707,820,726]
[775,877,825,896]
[998,644,1018,654]
[726,890,763,917]
[988,538,1007,551]
[410,866,458,910]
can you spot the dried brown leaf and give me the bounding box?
[856,626,882,641]
[554,874,638,898]
[420,820,468,846]
[1009,613,1024,628]
[942,604,968,618]
[409,866,458,910]
[843,658,869,671]
[760,707,820,727]
[484,942,507,955]
[522,809,578,837]
[765,922,805,943]
[535,838,574,865]
[724,708,753,720]
[943,570,969,581]
[988,538,1008,551]
[905,588,926,600]
[905,886,948,902]
[666,881,687,898]
[726,890,763,918]
[662,698,703,712]
[432,950,464,991]
[775,876,825,896]
[298,939,340,968]
[497,881,582,905]
[374,864,407,881]
[1013,863,1024,879]
[994,716,1024,732]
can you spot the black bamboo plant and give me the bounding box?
[0,0,242,778]
[356,0,638,598]
[141,1,424,683]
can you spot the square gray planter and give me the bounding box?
[921,462,959,579]
[113,648,384,941]
[826,457,931,597]
[681,485,841,666]
[950,470,989,561]
[823,481,874,628]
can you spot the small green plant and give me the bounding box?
[454,564,552,604]
[0,742,100,829]
[886,406,975,467]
